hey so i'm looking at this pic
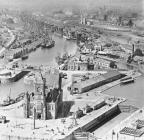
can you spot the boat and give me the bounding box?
[0,92,25,107]
[45,40,55,48]
[63,34,71,40]
[21,55,28,60]
[120,76,135,85]
[41,39,55,49]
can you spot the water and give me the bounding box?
[0,35,77,100]
[103,76,144,108]
[0,35,144,108]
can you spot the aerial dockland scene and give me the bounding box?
[0,0,144,139]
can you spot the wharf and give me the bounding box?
[103,107,144,140]
[11,39,43,59]
[0,97,124,140]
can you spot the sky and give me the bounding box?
[0,0,142,13]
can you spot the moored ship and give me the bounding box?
[41,39,55,49]
[0,92,25,107]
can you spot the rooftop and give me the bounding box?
[73,71,122,89]
[103,107,144,140]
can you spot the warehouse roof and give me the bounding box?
[73,70,121,89]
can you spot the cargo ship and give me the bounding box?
[120,76,135,85]
[0,68,29,84]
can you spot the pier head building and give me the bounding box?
[24,68,66,120]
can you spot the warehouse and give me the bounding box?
[70,71,124,94]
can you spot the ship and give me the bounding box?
[120,76,135,85]
[41,39,55,49]
[0,68,29,84]
[0,92,25,107]
[63,34,71,40]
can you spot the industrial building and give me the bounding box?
[70,71,124,94]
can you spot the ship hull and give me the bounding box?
[41,41,55,49]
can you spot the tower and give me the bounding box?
[34,79,47,120]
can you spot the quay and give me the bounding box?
[10,39,43,60]
[103,107,144,140]
[0,95,125,140]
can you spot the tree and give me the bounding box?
[109,61,117,68]
[134,48,143,56]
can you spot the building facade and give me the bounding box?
[24,68,63,120]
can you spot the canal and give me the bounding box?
[0,35,77,100]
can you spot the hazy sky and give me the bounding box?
[0,0,142,12]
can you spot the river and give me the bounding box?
[0,35,77,100]
[0,35,144,108]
